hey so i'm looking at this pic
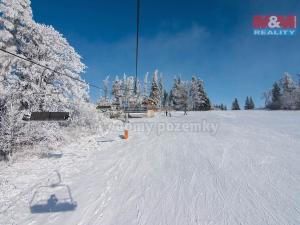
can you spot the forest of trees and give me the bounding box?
[100,71,300,112]
[264,73,300,110]
[99,71,212,111]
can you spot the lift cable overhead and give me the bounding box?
[0,48,102,90]
[134,0,140,95]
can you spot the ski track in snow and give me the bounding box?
[1,111,300,225]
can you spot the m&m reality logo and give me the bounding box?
[253,15,296,36]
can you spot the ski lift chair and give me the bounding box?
[96,105,112,113]
[22,90,70,122]
[23,112,70,121]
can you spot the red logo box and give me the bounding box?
[253,16,296,29]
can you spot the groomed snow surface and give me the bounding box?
[1,111,300,225]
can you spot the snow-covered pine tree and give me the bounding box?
[280,73,296,109]
[149,70,161,106]
[112,76,122,108]
[121,74,136,108]
[158,73,164,106]
[135,79,143,107]
[162,90,168,108]
[102,76,110,101]
[98,76,110,107]
[143,72,148,98]
[281,73,295,94]
[190,76,211,111]
[231,98,240,110]
[170,77,188,110]
[280,73,297,110]
[190,76,197,110]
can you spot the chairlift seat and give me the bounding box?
[124,108,147,113]
[23,112,70,121]
[97,105,112,109]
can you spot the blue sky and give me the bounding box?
[31,0,300,107]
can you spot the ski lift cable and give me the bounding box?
[134,0,140,94]
[0,48,102,90]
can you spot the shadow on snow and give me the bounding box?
[29,171,77,214]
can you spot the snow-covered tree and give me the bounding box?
[280,73,297,109]
[102,76,110,101]
[149,70,161,106]
[0,0,33,53]
[122,74,133,100]
[162,90,168,108]
[0,0,89,158]
[112,76,122,107]
[143,72,148,98]
[98,76,110,107]
[136,80,142,98]
[0,0,35,157]
[158,73,164,105]
[190,76,211,111]
[265,73,300,110]
[170,77,188,110]
[135,79,142,106]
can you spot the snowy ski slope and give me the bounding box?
[1,111,300,225]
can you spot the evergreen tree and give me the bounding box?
[280,73,296,109]
[112,76,122,107]
[170,77,188,110]
[265,73,300,110]
[162,90,168,108]
[244,96,255,110]
[244,97,250,110]
[149,70,161,106]
[143,72,148,98]
[214,104,226,111]
[231,98,240,110]
[249,97,255,109]
[190,76,211,111]
[102,76,110,101]
[280,73,295,94]
[158,73,164,105]
[133,79,142,107]
[270,82,281,110]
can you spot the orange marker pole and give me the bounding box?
[124,129,129,140]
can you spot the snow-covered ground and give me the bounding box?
[1,111,300,225]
